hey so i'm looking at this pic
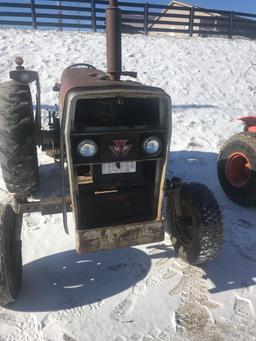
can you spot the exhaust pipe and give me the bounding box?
[106,0,122,81]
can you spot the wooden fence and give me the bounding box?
[0,0,256,38]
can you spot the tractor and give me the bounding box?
[217,116,256,206]
[0,0,223,306]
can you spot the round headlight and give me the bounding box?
[77,140,98,157]
[143,137,162,155]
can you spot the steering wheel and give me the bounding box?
[67,63,96,69]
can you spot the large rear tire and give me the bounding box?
[217,132,256,206]
[0,204,22,306]
[0,80,39,194]
[166,183,223,265]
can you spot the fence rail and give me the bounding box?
[0,0,255,38]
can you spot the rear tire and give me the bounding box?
[217,132,256,206]
[0,204,22,306]
[0,80,39,194]
[166,183,223,265]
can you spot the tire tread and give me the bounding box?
[217,132,256,206]
[0,80,39,194]
[167,183,223,265]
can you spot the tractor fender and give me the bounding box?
[239,116,256,132]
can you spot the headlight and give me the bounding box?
[143,137,162,155]
[77,140,98,157]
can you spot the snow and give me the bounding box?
[0,28,256,340]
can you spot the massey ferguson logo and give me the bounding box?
[109,139,132,156]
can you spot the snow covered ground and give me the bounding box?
[0,29,256,340]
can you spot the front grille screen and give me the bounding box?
[74,97,159,128]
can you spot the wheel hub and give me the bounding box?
[225,152,251,187]
[173,204,194,246]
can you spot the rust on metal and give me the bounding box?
[59,68,106,109]
[59,69,163,116]
[15,196,72,215]
[75,220,164,254]
[106,0,122,81]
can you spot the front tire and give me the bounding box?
[0,80,39,194]
[0,204,22,306]
[166,183,223,265]
[217,132,256,206]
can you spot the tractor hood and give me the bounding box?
[59,67,166,111]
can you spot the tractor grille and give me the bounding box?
[69,95,169,229]
[74,97,159,129]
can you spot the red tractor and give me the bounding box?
[0,0,223,306]
[217,116,256,206]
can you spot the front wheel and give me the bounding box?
[166,182,223,265]
[0,80,39,194]
[0,204,23,306]
[217,132,256,206]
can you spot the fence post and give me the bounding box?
[189,6,194,37]
[57,1,62,31]
[91,0,97,32]
[30,0,37,29]
[144,2,148,35]
[229,11,234,38]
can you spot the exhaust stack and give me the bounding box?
[106,0,122,81]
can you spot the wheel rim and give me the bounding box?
[173,204,194,246]
[225,152,251,187]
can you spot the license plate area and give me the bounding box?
[102,161,136,174]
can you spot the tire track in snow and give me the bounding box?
[114,326,177,341]
[167,260,226,340]
[110,251,178,322]
[169,261,221,309]
[0,309,43,341]
[144,252,180,288]
[170,260,256,340]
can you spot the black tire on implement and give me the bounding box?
[166,183,223,265]
[0,204,23,306]
[217,132,256,206]
[0,80,39,194]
